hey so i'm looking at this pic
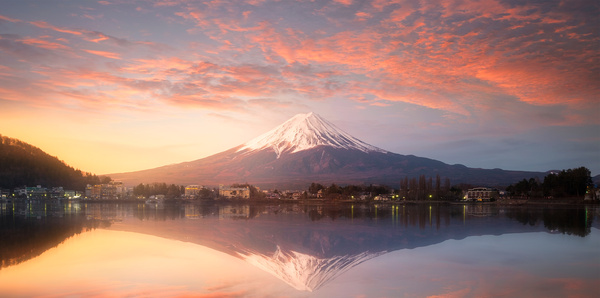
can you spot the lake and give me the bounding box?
[1,201,599,297]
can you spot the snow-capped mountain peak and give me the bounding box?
[238,112,388,158]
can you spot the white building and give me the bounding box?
[464,187,499,202]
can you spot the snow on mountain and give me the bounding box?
[237,112,388,158]
[241,246,386,292]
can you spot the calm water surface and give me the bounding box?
[0,201,599,297]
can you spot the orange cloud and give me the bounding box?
[3,0,597,125]
[18,38,69,50]
[83,49,121,59]
[0,14,22,23]
[355,12,372,21]
[334,0,353,5]
[29,21,82,35]
[175,10,210,28]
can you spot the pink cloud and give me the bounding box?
[2,0,597,125]
[18,38,69,50]
[388,6,416,23]
[29,21,82,35]
[334,0,353,6]
[0,14,22,23]
[175,10,210,28]
[370,0,404,12]
[84,32,110,43]
[355,12,372,21]
[0,86,26,101]
[164,95,243,111]
[83,49,121,59]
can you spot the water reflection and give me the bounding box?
[1,201,599,296]
[0,201,110,269]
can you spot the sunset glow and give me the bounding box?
[0,229,284,297]
[0,0,598,175]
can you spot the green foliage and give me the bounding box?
[0,135,107,190]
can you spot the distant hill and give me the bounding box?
[111,113,546,188]
[0,135,102,190]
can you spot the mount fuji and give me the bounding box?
[237,112,387,158]
[111,112,542,187]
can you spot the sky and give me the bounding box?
[0,0,598,176]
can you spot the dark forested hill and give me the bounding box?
[0,135,103,190]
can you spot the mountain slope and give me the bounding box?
[111,113,544,187]
[0,135,100,190]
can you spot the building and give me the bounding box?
[110,181,127,197]
[0,189,10,200]
[464,187,499,202]
[185,185,201,198]
[27,186,47,198]
[49,187,65,198]
[316,189,323,198]
[219,185,250,199]
[85,181,126,200]
[63,190,81,199]
[265,191,280,200]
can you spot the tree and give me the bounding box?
[198,188,214,199]
[542,167,592,197]
[133,183,147,197]
[326,183,342,195]
[511,167,593,198]
[309,183,324,194]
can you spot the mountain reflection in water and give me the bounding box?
[1,201,599,297]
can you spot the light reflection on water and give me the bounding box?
[0,201,599,297]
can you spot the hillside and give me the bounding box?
[0,135,102,190]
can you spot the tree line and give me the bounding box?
[506,167,592,198]
[306,174,460,201]
[133,183,185,199]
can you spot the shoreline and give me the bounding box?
[5,197,597,206]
